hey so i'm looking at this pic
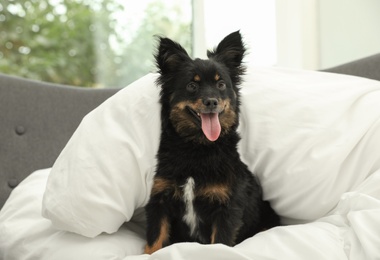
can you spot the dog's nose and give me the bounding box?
[203,98,219,109]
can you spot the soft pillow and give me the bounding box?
[42,73,160,237]
[238,68,380,224]
[42,67,380,237]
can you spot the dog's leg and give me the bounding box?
[144,214,170,254]
[144,177,179,254]
[210,208,242,246]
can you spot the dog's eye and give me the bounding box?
[217,81,226,90]
[186,82,198,93]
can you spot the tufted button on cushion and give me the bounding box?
[15,126,26,135]
[8,178,19,189]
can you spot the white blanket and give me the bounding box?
[1,67,380,259]
[1,168,380,259]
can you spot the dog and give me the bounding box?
[144,31,280,254]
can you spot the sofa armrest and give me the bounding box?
[322,53,380,81]
[0,73,119,209]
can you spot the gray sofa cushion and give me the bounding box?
[323,53,380,81]
[0,73,118,208]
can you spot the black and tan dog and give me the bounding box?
[144,31,279,254]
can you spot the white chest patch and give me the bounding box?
[182,177,197,236]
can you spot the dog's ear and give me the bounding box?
[207,31,246,84]
[155,36,191,76]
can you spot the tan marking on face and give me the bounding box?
[170,101,198,134]
[185,99,204,112]
[170,98,236,142]
[219,98,237,135]
[169,99,204,134]
[144,217,170,254]
[215,73,220,81]
[197,184,230,204]
[194,74,201,82]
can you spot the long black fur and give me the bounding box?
[144,31,279,254]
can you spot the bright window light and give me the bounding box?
[197,0,277,67]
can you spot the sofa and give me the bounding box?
[2,54,380,210]
[0,77,118,209]
[1,53,380,260]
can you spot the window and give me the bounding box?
[0,0,192,87]
[1,0,279,88]
[201,0,277,67]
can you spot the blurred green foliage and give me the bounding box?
[0,0,192,87]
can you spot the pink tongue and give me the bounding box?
[200,113,221,141]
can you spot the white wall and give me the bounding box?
[275,0,380,70]
[193,0,277,67]
[194,0,380,70]
[275,0,320,69]
[319,0,380,69]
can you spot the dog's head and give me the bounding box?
[155,31,246,143]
